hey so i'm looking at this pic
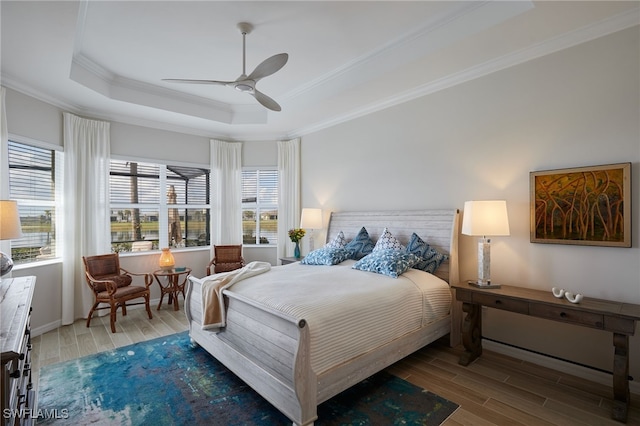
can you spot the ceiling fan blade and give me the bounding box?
[162,79,231,86]
[247,53,288,82]
[252,89,281,112]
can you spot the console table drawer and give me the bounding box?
[472,293,528,314]
[530,304,604,329]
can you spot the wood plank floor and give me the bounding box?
[32,303,640,425]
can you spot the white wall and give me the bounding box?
[301,27,640,379]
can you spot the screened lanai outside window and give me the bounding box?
[7,140,62,263]
[242,169,278,245]
[109,160,210,253]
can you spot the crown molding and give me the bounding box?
[291,8,639,138]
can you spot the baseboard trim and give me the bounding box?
[31,297,166,338]
[483,339,640,395]
[32,321,62,337]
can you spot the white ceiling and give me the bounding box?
[2,1,638,141]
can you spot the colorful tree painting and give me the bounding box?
[530,163,630,247]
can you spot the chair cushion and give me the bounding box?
[97,285,147,299]
[215,262,244,273]
[92,274,132,292]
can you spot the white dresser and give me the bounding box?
[1,276,36,426]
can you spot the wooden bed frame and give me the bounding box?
[185,209,460,425]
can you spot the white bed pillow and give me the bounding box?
[372,228,404,251]
[325,230,347,249]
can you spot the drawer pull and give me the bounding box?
[560,312,567,318]
[494,300,502,305]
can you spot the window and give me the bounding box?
[7,140,62,263]
[242,169,278,245]
[109,160,210,253]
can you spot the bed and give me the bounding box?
[185,209,460,425]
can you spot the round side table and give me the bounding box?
[152,268,191,311]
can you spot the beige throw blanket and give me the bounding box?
[201,261,271,330]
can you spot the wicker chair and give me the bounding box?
[82,253,153,333]
[207,245,245,275]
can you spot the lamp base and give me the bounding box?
[467,280,501,289]
[1,251,14,277]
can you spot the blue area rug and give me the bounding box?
[38,332,458,425]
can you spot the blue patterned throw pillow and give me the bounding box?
[352,249,420,278]
[344,227,375,259]
[301,247,350,265]
[326,231,347,249]
[373,228,404,251]
[405,233,448,274]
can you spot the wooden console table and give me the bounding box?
[452,283,640,423]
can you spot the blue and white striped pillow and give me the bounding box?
[344,227,375,259]
[405,233,448,274]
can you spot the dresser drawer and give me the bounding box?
[530,304,604,329]
[472,293,529,314]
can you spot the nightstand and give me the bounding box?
[280,257,303,265]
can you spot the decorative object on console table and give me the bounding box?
[451,282,640,423]
[300,208,323,253]
[530,163,631,247]
[0,200,24,278]
[1,276,36,426]
[288,228,305,259]
[461,200,510,289]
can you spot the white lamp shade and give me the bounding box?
[0,200,24,240]
[300,208,322,230]
[462,200,510,237]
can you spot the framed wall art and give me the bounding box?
[530,163,631,247]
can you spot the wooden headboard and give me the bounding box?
[326,209,460,285]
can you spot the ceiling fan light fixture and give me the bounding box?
[235,83,254,92]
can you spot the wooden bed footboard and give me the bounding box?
[185,277,318,425]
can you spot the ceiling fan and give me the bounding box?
[163,22,288,111]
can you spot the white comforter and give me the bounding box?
[225,260,451,374]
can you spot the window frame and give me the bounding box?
[6,134,63,266]
[241,167,278,246]
[109,155,211,254]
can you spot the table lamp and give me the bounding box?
[0,200,24,277]
[158,247,176,271]
[462,200,510,288]
[300,208,322,252]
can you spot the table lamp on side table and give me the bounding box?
[0,200,24,278]
[300,208,322,253]
[462,200,510,289]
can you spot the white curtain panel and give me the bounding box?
[1,87,9,198]
[0,87,11,264]
[210,139,242,246]
[277,138,301,258]
[61,112,111,324]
